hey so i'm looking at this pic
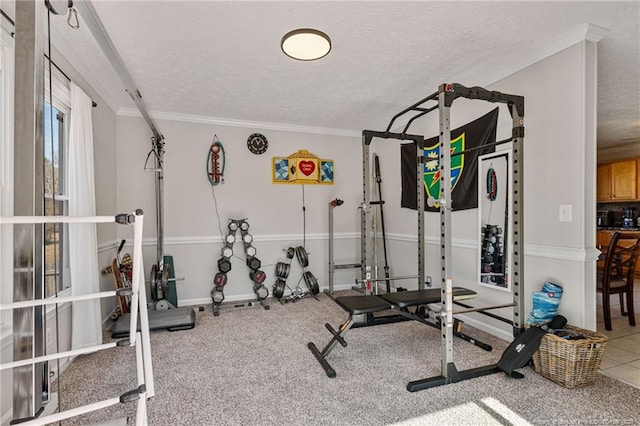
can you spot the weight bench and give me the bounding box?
[307,287,485,378]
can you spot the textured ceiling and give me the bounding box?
[8,1,640,149]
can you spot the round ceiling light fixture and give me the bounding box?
[281,28,332,61]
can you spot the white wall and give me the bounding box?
[115,116,362,304]
[112,38,599,336]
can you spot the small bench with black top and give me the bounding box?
[308,287,484,378]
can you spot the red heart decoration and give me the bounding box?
[299,161,316,176]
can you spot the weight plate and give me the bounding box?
[247,133,268,155]
[283,262,291,279]
[273,279,286,299]
[161,263,170,296]
[295,246,309,268]
[150,264,159,301]
[303,271,319,295]
[275,262,290,279]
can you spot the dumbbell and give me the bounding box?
[218,257,232,273]
[246,256,261,271]
[213,272,228,287]
[249,269,266,284]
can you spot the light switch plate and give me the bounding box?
[559,204,572,222]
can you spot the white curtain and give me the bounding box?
[69,82,101,349]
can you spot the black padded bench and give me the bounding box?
[307,287,485,378]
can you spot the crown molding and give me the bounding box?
[117,108,361,138]
[483,22,609,87]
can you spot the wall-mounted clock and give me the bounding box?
[247,133,268,155]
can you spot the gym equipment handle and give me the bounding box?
[307,342,337,378]
[325,323,347,348]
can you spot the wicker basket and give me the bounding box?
[532,325,607,389]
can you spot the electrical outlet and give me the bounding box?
[425,276,432,287]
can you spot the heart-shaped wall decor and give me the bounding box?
[298,161,316,176]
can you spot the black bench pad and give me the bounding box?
[334,295,390,315]
[379,287,476,309]
[334,287,477,314]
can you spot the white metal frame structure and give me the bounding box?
[0,210,154,425]
[359,83,525,391]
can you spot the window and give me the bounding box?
[43,101,70,297]
[44,61,71,298]
[1,26,14,330]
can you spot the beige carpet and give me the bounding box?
[53,292,640,425]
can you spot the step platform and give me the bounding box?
[111,307,196,338]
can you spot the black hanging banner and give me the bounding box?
[400,107,499,212]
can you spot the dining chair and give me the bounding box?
[597,232,640,331]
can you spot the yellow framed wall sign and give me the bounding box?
[272,149,334,185]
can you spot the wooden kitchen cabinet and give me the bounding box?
[597,159,637,201]
[611,160,636,200]
[597,164,612,201]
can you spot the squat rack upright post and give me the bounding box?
[408,83,526,391]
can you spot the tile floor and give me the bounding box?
[596,282,640,388]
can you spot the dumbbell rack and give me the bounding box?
[272,246,320,303]
[210,219,270,316]
[480,224,504,285]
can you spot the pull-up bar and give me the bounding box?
[383,83,525,136]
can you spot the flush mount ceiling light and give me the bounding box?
[281,28,332,61]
